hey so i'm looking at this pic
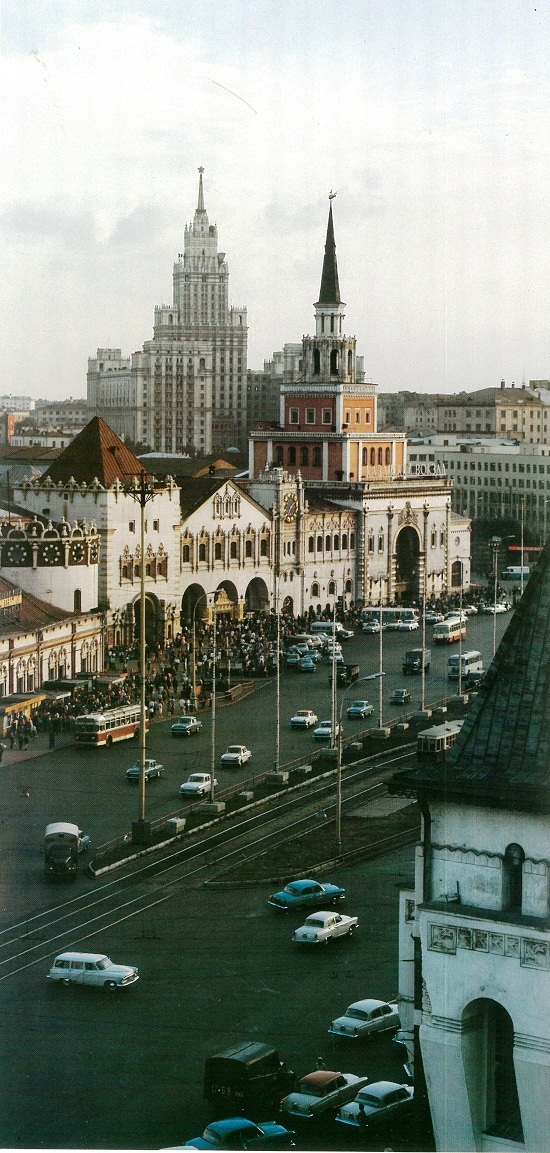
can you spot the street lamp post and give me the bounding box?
[210,604,217,802]
[124,471,157,841]
[334,672,385,853]
[458,565,464,697]
[520,497,525,600]
[191,593,209,708]
[274,588,281,772]
[490,537,501,657]
[378,605,385,728]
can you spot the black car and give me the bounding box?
[390,688,411,705]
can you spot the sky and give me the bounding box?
[2,0,550,400]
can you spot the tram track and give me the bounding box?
[0,746,416,982]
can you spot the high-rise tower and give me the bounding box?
[88,170,248,454]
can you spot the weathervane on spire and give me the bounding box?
[329,189,337,200]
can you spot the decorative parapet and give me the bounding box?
[0,518,99,568]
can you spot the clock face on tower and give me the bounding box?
[283,493,298,522]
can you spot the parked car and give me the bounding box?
[268,878,345,911]
[389,689,411,705]
[290,710,318,729]
[183,1117,296,1149]
[338,628,355,640]
[362,620,380,633]
[285,650,301,667]
[125,758,163,782]
[346,700,374,719]
[47,951,139,990]
[313,720,340,740]
[299,656,316,672]
[220,744,252,766]
[463,604,478,615]
[292,910,358,944]
[395,619,419,631]
[179,773,217,798]
[462,670,486,690]
[445,610,467,623]
[171,716,203,737]
[481,601,510,614]
[328,998,400,1039]
[336,1080,414,1131]
[280,1070,370,1119]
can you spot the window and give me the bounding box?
[378,448,383,465]
[153,520,159,531]
[378,533,384,552]
[260,538,268,557]
[230,541,238,559]
[305,408,315,424]
[328,579,336,595]
[362,447,368,466]
[198,543,206,562]
[245,539,252,558]
[313,349,321,375]
[503,843,524,911]
[333,535,340,551]
[73,589,81,612]
[289,408,299,424]
[325,535,331,551]
[214,542,222,560]
[317,535,323,551]
[288,446,296,465]
[182,544,190,563]
[322,409,332,424]
[300,446,309,466]
[370,448,376,466]
[342,533,348,549]
[312,446,321,467]
[311,582,320,597]
[308,536,314,553]
[129,521,135,533]
[368,532,374,554]
[385,447,391,465]
[275,446,283,465]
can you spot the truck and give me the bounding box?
[402,648,431,674]
[501,565,530,581]
[44,822,89,881]
[204,1041,295,1118]
[329,663,360,687]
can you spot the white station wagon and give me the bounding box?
[328,998,400,1039]
[47,951,139,990]
[292,910,358,944]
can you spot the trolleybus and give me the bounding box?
[73,704,148,747]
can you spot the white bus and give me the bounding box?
[74,704,148,747]
[448,651,483,679]
[433,619,466,644]
[361,607,418,627]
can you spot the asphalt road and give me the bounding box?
[0,609,510,1150]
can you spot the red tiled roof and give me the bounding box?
[43,418,149,487]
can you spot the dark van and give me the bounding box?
[204,1041,294,1117]
[328,663,360,687]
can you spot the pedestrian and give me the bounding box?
[0,743,6,762]
[357,1102,367,1132]
[49,722,56,748]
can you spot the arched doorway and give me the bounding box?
[282,595,293,616]
[134,595,158,647]
[462,998,524,1144]
[245,577,270,613]
[395,526,421,603]
[181,583,207,625]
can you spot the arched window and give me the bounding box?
[214,541,222,560]
[330,349,339,374]
[311,582,320,597]
[198,543,206,562]
[370,447,376,466]
[275,446,283,466]
[347,349,353,375]
[328,580,336,595]
[345,579,352,593]
[260,538,268,557]
[325,535,331,551]
[313,349,321,375]
[378,533,384,552]
[333,534,340,551]
[350,533,355,548]
[288,446,296,465]
[308,536,314,553]
[73,589,81,612]
[313,446,321,467]
[368,532,374,554]
[230,540,238,559]
[317,535,323,551]
[245,539,253,558]
[462,1000,524,1145]
[122,565,129,579]
[182,544,190,563]
[342,534,348,550]
[385,447,391,465]
[300,446,309,466]
[503,843,525,911]
[378,447,383,465]
[362,447,368,466]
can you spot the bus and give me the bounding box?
[417,719,465,762]
[433,619,466,644]
[73,704,148,747]
[361,607,418,628]
[448,651,483,679]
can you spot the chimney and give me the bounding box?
[500,379,505,390]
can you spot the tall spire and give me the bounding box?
[316,196,341,308]
[197,166,206,213]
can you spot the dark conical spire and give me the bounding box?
[391,544,550,811]
[316,200,341,307]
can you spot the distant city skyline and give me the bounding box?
[2,1,550,400]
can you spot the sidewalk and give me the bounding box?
[0,732,74,766]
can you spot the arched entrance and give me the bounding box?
[462,998,524,1144]
[181,583,207,625]
[134,595,159,647]
[282,595,293,615]
[394,526,421,603]
[245,577,270,613]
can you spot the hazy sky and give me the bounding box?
[2,0,550,399]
